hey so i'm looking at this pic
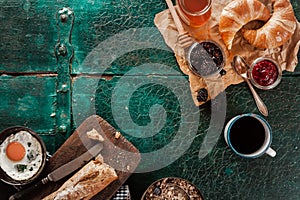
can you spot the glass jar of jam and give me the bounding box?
[249,57,282,90]
[177,0,212,27]
[187,40,225,78]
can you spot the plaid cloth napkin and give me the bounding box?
[111,185,131,200]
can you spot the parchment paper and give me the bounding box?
[154,0,300,106]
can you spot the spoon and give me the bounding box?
[233,56,268,116]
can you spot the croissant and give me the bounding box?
[219,0,271,50]
[242,0,296,49]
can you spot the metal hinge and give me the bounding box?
[54,7,75,136]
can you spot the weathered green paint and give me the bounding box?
[0,0,300,199]
[54,7,75,137]
[72,75,300,199]
[0,75,56,133]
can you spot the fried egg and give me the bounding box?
[0,130,43,181]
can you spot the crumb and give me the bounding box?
[95,154,104,163]
[115,131,121,139]
[87,128,104,142]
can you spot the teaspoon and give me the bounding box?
[233,56,268,116]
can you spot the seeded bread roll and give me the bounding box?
[42,155,118,200]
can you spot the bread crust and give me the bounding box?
[242,0,296,49]
[219,0,271,50]
[42,156,118,200]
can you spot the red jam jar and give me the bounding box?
[177,0,212,27]
[249,57,282,90]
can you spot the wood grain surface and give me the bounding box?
[21,115,140,200]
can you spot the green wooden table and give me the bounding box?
[0,0,299,199]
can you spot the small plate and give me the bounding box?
[142,177,205,200]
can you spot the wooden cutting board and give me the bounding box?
[23,115,141,200]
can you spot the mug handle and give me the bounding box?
[266,147,276,157]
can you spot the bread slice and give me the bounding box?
[42,155,118,200]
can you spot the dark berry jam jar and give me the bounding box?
[249,57,282,90]
[187,40,225,78]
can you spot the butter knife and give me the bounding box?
[9,143,103,200]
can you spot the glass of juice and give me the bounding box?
[177,0,212,27]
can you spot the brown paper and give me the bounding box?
[154,0,300,106]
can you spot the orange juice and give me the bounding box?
[177,0,212,27]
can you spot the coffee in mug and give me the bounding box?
[224,113,276,158]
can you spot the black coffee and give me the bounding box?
[229,116,266,154]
